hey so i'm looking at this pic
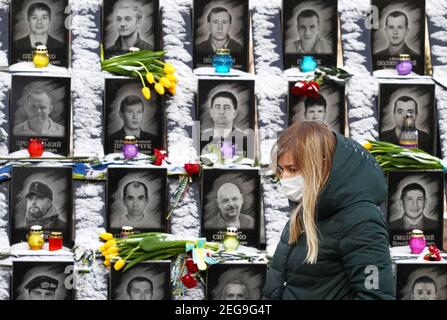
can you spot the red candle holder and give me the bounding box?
[27,138,45,157]
[49,232,63,251]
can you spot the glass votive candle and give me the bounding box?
[409,229,426,254]
[223,227,240,251]
[28,138,45,157]
[396,54,413,75]
[122,136,139,160]
[120,226,134,238]
[212,48,233,73]
[299,55,317,72]
[49,231,63,251]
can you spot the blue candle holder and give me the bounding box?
[212,48,233,73]
[300,55,317,72]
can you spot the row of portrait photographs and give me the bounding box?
[9,74,71,156]
[395,263,447,300]
[10,261,267,300]
[104,78,164,155]
[287,80,345,133]
[371,0,426,75]
[378,82,436,155]
[282,0,338,69]
[386,170,444,248]
[8,166,264,248]
[197,79,255,160]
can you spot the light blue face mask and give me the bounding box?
[279,175,305,202]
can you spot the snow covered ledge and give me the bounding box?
[339,0,379,142]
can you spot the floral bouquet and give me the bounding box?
[363,140,447,172]
[101,49,177,100]
[291,66,352,98]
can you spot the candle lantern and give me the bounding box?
[212,48,233,73]
[33,45,50,68]
[299,55,317,72]
[49,232,63,251]
[409,229,426,254]
[396,54,413,75]
[27,225,44,250]
[223,227,240,251]
[122,136,139,160]
[28,138,45,157]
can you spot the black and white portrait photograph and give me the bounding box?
[10,0,69,67]
[107,167,167,235]
[387,171,444,248]
[9,74,71,156]
[103,0,159,59]
[288,80,345,133]
[378,82,435,155]
[206,263,267,300]
[197,79,255,160]
[396,263,447,300]
[282,0,338,69]
[193,0,249,71]
[371,0,425,75]
[110,261,171,300]
[10,166,73,247]
[104,78,164,155]
[12,261,74,300]
[201,168,261,248]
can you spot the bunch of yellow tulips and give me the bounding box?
[101,49,178,101]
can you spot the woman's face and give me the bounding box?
[277,151,301,179]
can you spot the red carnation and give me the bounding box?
[181,273,197,289]
[291,80,308,96]
[185,258,199,274]
[305,81,320,98]
[184,163,200,176]
[153,148,167,166]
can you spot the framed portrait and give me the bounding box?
[387,171,444,248]
[107,167,168,236]
[12,260,74,300]
[104,78,164,155]
[197,78,256,160]
[282,0,338,70]
[9,74,71,156]
[206,263,267,300]
[193,0,249,71]
[10,166,73,248]
[287,80,345,133]
[10,0,69,67]
[109,261,171,300]
[378,81,436,155]
[102,0,159,59]
[371,0,425,75]
[395,263,447,300]
[201,168,261,248]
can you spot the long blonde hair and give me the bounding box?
[270,122,336,264]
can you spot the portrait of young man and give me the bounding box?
[372,0,425,75]
[379,82,435,155]
[395,264,447,300]
[103,0,159,58]
[387,171,444,248]
[10,166,73,248]
[283,0,337,69]
[193,0,249,71]
[110,262,171,300]
[104,78,164,155]
[10,75,71,156]
[201,168,260,248]
[10,0,69,67]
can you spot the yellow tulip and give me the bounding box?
[102,251,108,257]
[146,72,155,84]
[99,245,107,252]
[168,84,176,95]
[166,74,177,83]
[107,246,119,255]
[154,83,165,95]
[104,239,116,250]
[159,77,172,89]
[164,63,176,74]
[100,232,113,241]
[363,142,372,151]
[106,253,118,260]
[142,86,151,100]
[103,260,110,267]
[114,258,126,271]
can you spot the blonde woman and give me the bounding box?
[263,122,395,299]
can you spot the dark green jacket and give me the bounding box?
[263,133,395,300]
